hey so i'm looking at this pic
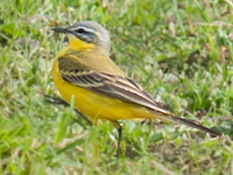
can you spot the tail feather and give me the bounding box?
[171,115,221,136]
[156,112,222,137]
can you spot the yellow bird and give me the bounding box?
[52,21,221,156]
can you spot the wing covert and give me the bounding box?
[60,68,169,114]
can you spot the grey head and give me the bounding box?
[53,21,111,56]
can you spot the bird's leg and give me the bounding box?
[117,127,122,157]
[111,121,122,157]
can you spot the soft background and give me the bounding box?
[0,0,233,174]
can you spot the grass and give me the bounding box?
[0,0,233,174]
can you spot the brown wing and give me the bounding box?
[60,69,170,114]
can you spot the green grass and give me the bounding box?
[1,0,233,174]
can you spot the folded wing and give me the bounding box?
[60,68,170,115]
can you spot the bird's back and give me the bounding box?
[55,47,125,76]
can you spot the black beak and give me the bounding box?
[52,27,68,33]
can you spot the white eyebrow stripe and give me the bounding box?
[71,26,105,41]
[70,26,96,34]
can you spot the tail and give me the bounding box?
[156,112,222,137]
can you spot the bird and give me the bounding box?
[52,20,221,156]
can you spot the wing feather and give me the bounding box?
[61,69,169,114]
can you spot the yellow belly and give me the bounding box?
[52,60,154,122]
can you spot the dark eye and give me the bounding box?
[75,28,85,33]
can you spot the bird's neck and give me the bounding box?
[68,37,110,56]
[68,37,95,51]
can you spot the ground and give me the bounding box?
[0,0,233,175]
